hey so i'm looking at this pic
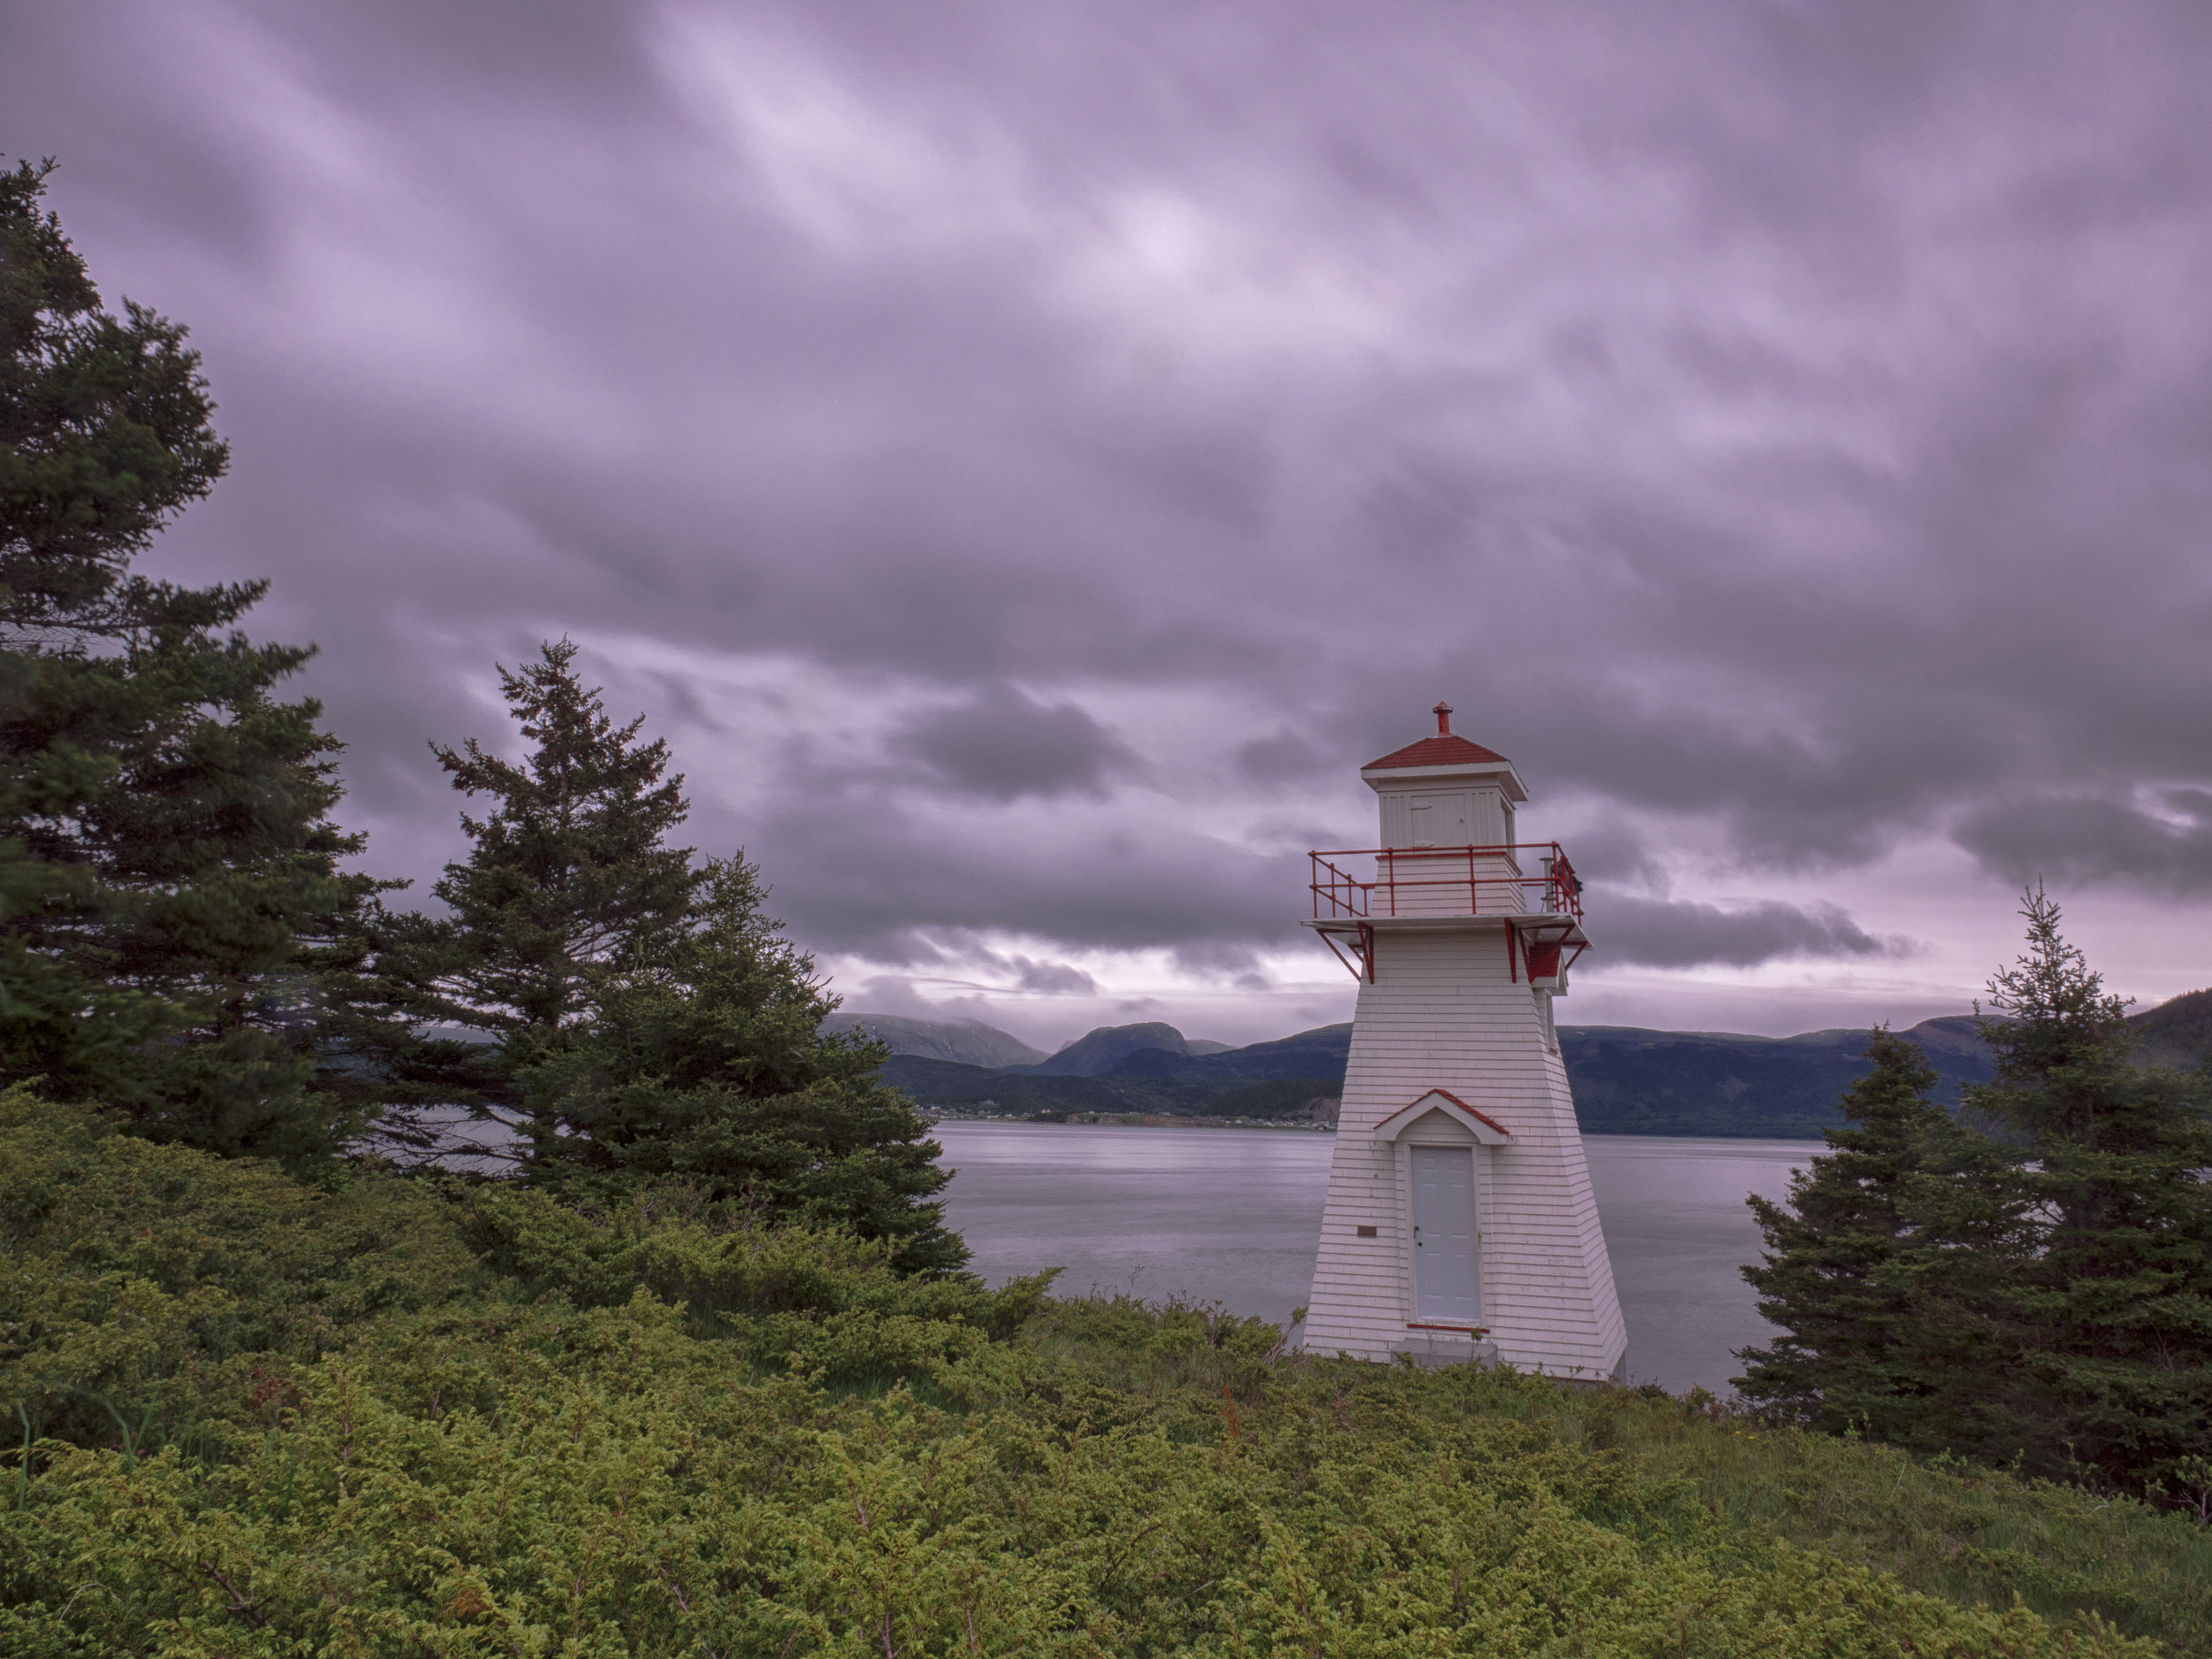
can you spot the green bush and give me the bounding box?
[5,1094,2208,1655]
[0,1087,489,1456]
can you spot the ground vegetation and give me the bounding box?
[6,1088,2205,1655]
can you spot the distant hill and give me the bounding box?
[877,1056,1341,1122]
[821,1013,1048,1068]
[1012,1022,1200,1076]
[1099,1024,1356,1083]
[2130,987,2212,1070]
[1558,1018,1991,1140]
[879,1056,1173,1116]
[856,995,2210,1139]
[1091,1016,1993,1139]
[869,1015,2016,1140]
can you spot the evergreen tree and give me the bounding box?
[0,159,228,639]
[1736,1027,2030,1456]
[400,644,961,1270]
[0,159,395,1163]
[516,857,964,1272]
[378,639,699,1088]
[1966,887,2212,1498]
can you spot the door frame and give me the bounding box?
[1396,1138,1486,1329]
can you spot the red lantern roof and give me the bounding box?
[1363,733,1511,770]
[1363,701,1511,771]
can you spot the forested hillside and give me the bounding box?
[2131,987,2212,1070]
[871,991,2209,1136]
[858,1013,2024,1137]
[1560,1018,1994,1138]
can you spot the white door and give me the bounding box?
[1411,1146,1479,1323]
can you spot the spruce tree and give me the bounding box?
[1736,1026,2030,1456]
[0,159,228,637]
[516,857,965,1272]
[400,645,961,1270]
[1966,887,2212,1498]
[397,638,698,1047]
[0,159,396,1163]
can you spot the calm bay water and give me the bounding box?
[933,1121,1815,1397]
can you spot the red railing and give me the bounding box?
[1310,843,1584,922]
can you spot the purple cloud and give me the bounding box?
[7,0,2209,1035]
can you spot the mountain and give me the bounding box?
[1102,1024,1355,1082]
[859,999,2210,1138]
[2130,987,2212,1070]
[821,1013,1048,1069]
[1557,1018,1992,1139]
[872,1015,2025,1140]
[876,1056,1333,1121]
[1012,1022,1202,1076]
[879,1056,1179,1116]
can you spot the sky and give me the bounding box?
[6,0,2209,1051]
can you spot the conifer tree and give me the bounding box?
[1966,887,2212,1497]
[0,159,395,1163]
[516,857,964,1272]
[396,638,699,1048]
[1736,1027,2030,1455]
[399,644,961,1270]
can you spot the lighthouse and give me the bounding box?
[1297,705,1627,1379]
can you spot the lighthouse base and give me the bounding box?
[1299,920,1628,1383]
[1390,1333,1501,1371]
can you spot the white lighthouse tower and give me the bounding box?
[1298,705,1626,1379]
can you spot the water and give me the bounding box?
[1583,1136,1812,1394]
[933,1122,1815,1396]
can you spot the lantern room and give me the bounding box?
[1363,702,1525,851]
[1306,704,1587,983]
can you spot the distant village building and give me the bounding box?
[1297,705,1627,1378]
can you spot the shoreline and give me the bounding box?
[926,1111,1331,1131]
[925,1113,1828,1142]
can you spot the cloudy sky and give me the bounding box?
[7,0,2209,1048]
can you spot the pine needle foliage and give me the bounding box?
[1735,1027,2030,1456]
[514,856,967,1272]
[0,159,399,1164]
[418,637,699,1040]
[1738,889,2212,1509]
[1966,887,2212,1502]
[0,158,228,638]
[384,642,962,1270]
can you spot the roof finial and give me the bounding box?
[1432,700,1454,736]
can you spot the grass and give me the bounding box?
[11,1093,2207,1656]
[1018,1286,2212,1654]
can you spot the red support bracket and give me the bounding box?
[1317,922,1379,983]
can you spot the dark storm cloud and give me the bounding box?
[998,955,1099,996]
[895,685,1138,802]
[5,0,2211,1009]
[744,794,1297,964]
[1589,894,1910,972]
[1955,792,2212,897]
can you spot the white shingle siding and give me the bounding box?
[1302,920,1628,1379]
